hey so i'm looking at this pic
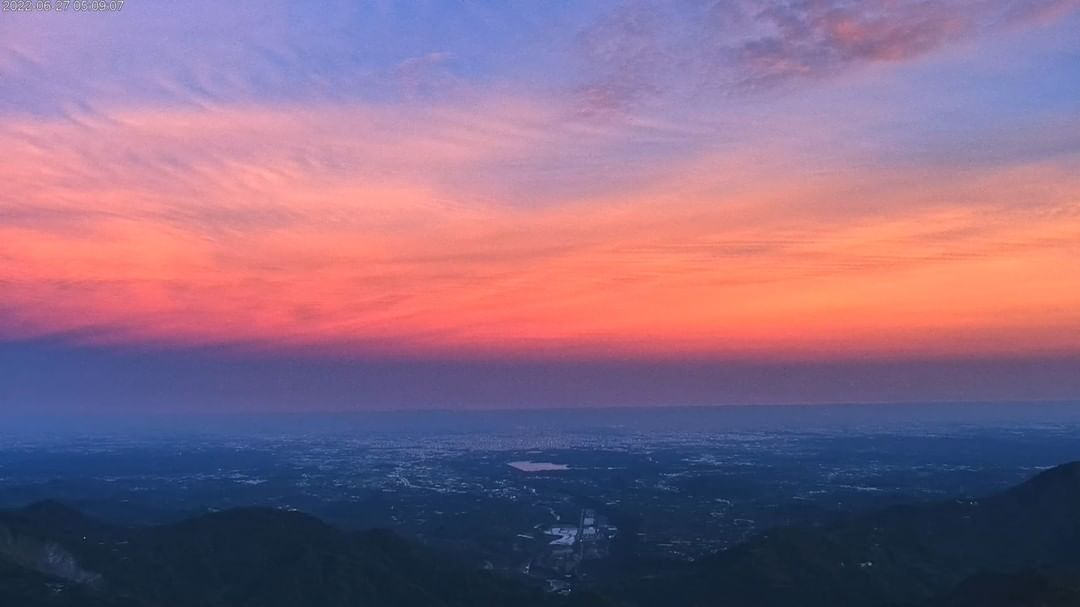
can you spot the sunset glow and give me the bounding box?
[2,1,1079,409]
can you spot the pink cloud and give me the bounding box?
[573,0,1080,105]
[1,95,1079,359]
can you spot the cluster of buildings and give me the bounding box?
[533,508,617,578]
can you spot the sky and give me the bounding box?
[1,1,1079,412]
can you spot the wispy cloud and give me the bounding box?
[573,0,1080,109]
[731,0,971,86]
[1,93,1078,358]
[0,2,1078,361]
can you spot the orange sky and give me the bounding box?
[2,1,1079,365]
[2,102,1078,361]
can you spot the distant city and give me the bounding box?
[3,403,1078,596]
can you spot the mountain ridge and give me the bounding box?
[1,461,1079,606]
[625,460,1080,606]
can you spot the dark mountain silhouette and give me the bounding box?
[627,462,1080,607]
[928,568,1080,607]
[0,503,600,607]
[1,462,1078,607]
